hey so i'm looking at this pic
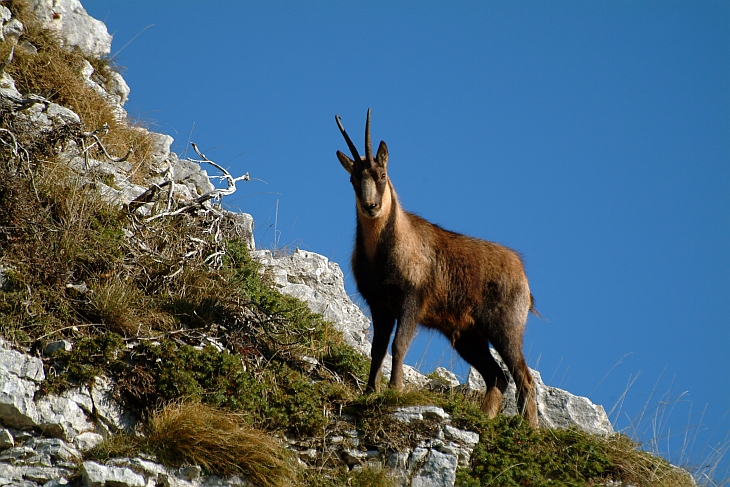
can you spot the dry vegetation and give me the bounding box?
[0,1,710,486]
[145,400,297,487]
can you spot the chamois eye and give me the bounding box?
[380,173,386,180]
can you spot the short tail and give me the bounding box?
[529,294,546,320]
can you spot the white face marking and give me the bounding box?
[357,181,393,260]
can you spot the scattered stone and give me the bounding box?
[0,463,25,485]
[342,448,368,466]
[73,432,104,453]
[426,367,460,391]
[0,446,36,464]
[43,340,73,355]
[442,425,478,450]
[179,465,202,481]
[392,406,450,424]
[81,461,146,487]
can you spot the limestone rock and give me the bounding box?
[462,349,614,436]
[73,432,104,453]
[252,248,371,356]
[0,347,45,382]
[90,377,137,435]
[0,350,42,428]
[22,466,72,483]
[35,395,95,441]
[81,461,146,487]
[31,0,112,57]
[28,438,82,463]
[0,72,21,102]
[392,406,451,424]
[426,367,460,391]
[0,463,25,485]
[442,425,479,451]
[106,70,130,106]
[384,406,481,486]
[0,5,11,25]
[146,132,174,173]
[536,380,614,436]
[2,18,23,43]
[170,156,215,196]
[79,59,127,120]
[410,449,458,487]
[252,248,432,388]
[0,430,13,450]
[381,356,430,389]
[44,479,72,487]
[12,97,81,137]
[219,211,255,251]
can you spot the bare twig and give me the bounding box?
[81,124,134,163]
[35,323,104,342]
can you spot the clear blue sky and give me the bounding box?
[84,1,729,479]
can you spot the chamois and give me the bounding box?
[335,109,539,428]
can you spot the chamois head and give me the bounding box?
[336,109,390,218]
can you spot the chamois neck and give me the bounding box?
[357,182,399,261]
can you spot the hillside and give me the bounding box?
[0,1,701,486]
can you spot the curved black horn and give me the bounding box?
[364,108,373,163]
[335,114,361,162]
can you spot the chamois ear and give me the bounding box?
[337,151,355,174]
[375,141,388,169]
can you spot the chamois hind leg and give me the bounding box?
[367,311,396,392]
[490,327,538,428]
[453,329,509,419]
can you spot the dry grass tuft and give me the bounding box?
[144,400,297,487]
[89,279,141,337]
[603,434,697,487]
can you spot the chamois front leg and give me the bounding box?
[389,297,419,390]
[367,311,396,392]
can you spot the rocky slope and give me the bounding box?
[0,2,698,487]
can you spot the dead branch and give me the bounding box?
[0,128,19,156]
[143,142,250,223]
[127,181,172,211]
[81,123,134,163]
